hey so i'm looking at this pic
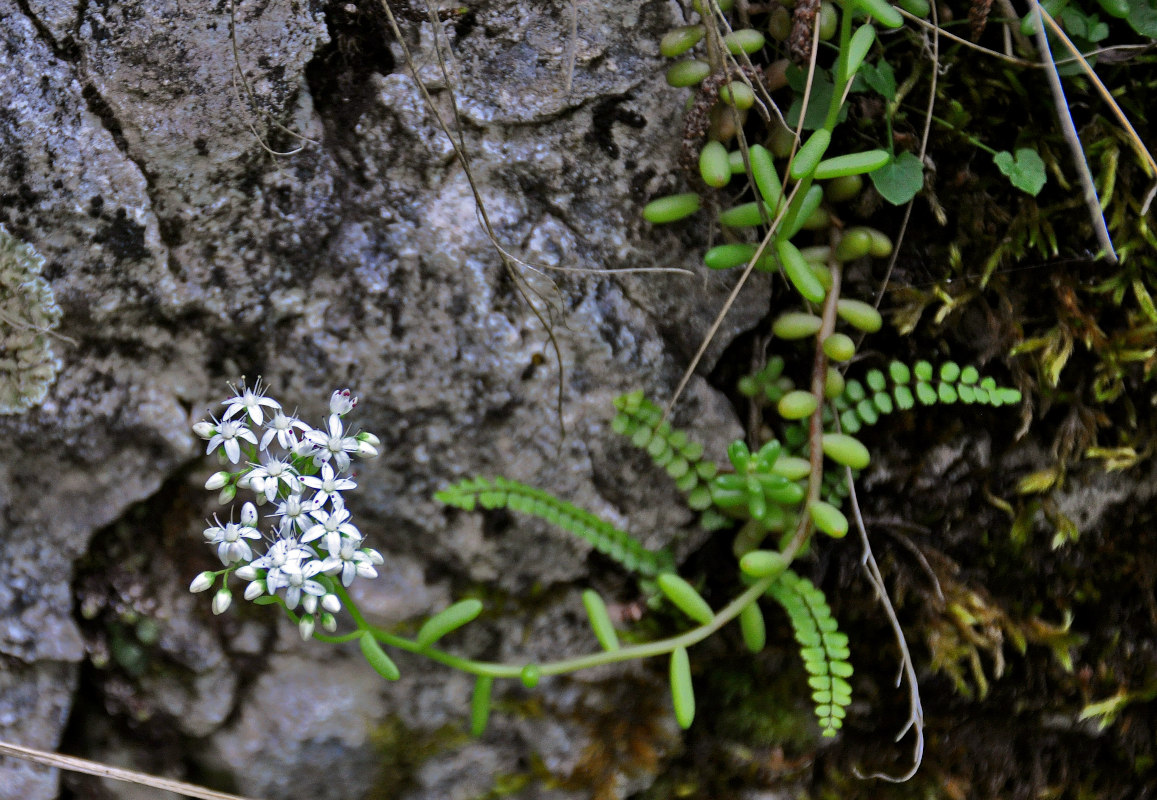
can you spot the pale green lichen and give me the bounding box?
[0,223,62,414]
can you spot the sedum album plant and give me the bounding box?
[192,361,1020,746]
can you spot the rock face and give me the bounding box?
[0,1,765,798]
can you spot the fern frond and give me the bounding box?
[613,391,727,528]
[833,360,1023,434]
[767,569,853,737]
[435,476,675,577]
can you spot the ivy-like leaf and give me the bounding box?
[859,60,896,101]
[993,148,1047,196]
[869,151,923,205]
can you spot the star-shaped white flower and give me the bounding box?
[299,462,356,507]
[206,418,257,464]
[322,537,383,587]
[302,498,360,544]
[272,494,317,536]
[302,414,361,472]
[260,409,311,451]
[222,378,281,426]
[203,515,261,565]
[250,536,314,594]
[280,558,327,610]
[248,454,302,502]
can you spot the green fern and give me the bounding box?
[767,569,853,737]
[436,476,675,577]
[612,391,729,530]
[832,360,1023,434]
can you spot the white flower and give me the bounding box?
[222,377,281,426]
[302,414,361,471]
[206,418,258,464]
[299,462,356,507]
[251,537,314,593]
[281,558,327,610]
[260,409,311,451]
[247,454,302,502]
[273,494,316,535]
[322,536,381,587]
[203,516,261,565]
[302,499,360,544]
[330,388,357,416]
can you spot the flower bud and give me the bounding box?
[204,471,230,491]
[322,593,341,614]
[330,389,357,415]
[321,613,337,632]
[192,421,216,439]
[299,615,316,640]
[356,441,379,459]
[218,484,237,505]
[241,502,258,526]
[365,547,385,565]
[189,572,215,593]
[357,431,381,448]
[212,588,232,615]
[235,565,257,580]
[243,580,266,600]
[302,594,318,615]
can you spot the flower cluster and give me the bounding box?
[189,380,383,639]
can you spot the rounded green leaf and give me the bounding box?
[719,81,755,110]
[719,201,770,228]
[836,298,883,332]
[670,647,696,729]
[666,59,711,87]
[740,549,790,578]
[772,311,823,339]
[823,333,856,362]
[809,500,849,538]
[782,185,825,238]
[416,599,484,649]
[582,589,620,651]
[470,675,494,736]
[856,0,904,27]
[699,140,732,188]
[778,389,819,420]
[705,243,758,270]
[814,148,890,180]
[834,228,873,262]
[660,24,705,58]
[776,239,826,303]
[789,129,832,180]
[842,24,877,82]
[748,144,783,209]
[739,602,767,653]
[771,455,811,481]
[824,367,846,399]
[360,632,401,681]
[824,173,864,203]
[643,193,701,223]
[724,28,766,54]
[658,573,714,625]
[821,433,871,470]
